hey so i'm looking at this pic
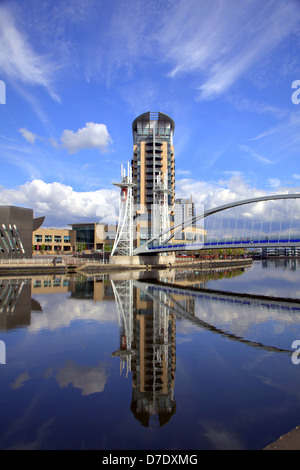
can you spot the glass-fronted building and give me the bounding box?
[69,223,117,253]
[71,224,95,251]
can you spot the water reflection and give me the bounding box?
[1,262,300,448]
[0,278,42,329]
[111,279,176,427]
[109,266,300,428]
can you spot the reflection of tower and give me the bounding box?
[111,163,136,257]
[131,283,176,427]
[112,279,176,427]
[111,279,134,377]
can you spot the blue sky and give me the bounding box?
[1,0,300,227]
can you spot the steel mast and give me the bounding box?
[111,162,136,256]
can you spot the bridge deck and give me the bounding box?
[138,239,300,254]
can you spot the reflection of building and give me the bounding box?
[32,276,71,294]
[0,279,42,329]
[112,280,177,427]
[131,285,176,427]
[69,276,114,301]
[132,112,175,247]
[0,205,44,259]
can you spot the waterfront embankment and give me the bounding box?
[0,257,252,276]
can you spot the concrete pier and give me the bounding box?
[0,256,252,276]
[109,253,176,266]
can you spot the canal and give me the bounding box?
[1,259,300,450]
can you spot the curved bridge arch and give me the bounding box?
[134,193,300,254]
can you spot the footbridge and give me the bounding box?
[133,193,300,255]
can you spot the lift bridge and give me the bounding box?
[111,164,300,257]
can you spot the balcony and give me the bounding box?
[145,168,161,174]
[145,162,162,169]
[145,147,163,153]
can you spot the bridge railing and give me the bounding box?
[0,257,110,265]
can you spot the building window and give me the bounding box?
[74,225,95,250]
[45,235,52,242]
[64,236,70,243]
[54,236,62,243]
[34,235,43,243]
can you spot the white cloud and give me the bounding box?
[0,180,119,227]
[176,174,267,211]
[249,113,300,157]
[1,174,299,229]
[58,122,113,154]
[239,144,273,164]
[0,5,59,101]
[268,178,281,188]
[18,128,40,144]
[158,0,300,100]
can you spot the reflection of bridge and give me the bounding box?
[111,274,300,425]
[134,193,300,254]
[136,280,300,355]
[112,277,300,378]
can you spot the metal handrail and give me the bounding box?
[0,257,109,265]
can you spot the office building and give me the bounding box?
[174,197,205,245]
[33,223,118,255]
[69,223,117,253]
[131,111,175,246]
[33,227,76,254]
[174,197,195,239]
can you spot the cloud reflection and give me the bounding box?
[54,360,108,396]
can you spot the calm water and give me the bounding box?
[1,259,300,450]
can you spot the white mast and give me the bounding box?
[111,162,136,256]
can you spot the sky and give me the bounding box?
[1,0,300,227]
